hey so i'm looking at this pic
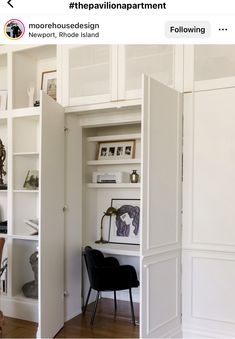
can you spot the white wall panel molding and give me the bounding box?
[183,244,235,254]
[142,244,181,260]
[183,327,235,338]
[142,252,180,337]
[183,88,235,250]
[182,250,235,337]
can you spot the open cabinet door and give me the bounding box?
[38,92,65,338]
[141,76,182,338]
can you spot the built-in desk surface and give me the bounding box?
[88,243,140,256]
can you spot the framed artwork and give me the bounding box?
[23,170,39,190]
[41,70,57,100]
[0,91,7,111]
[97,140,135,160]
[109,198,140,245]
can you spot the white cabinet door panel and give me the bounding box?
[141,76,182,338]
[39,92,64,338]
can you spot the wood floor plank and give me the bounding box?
[2,299,139,338]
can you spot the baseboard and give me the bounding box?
[0,295,38,322]
[182,327,235,338]
[164,326,182,338]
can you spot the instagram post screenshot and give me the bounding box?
[0,0,235,338]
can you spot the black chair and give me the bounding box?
[83,246,139,326]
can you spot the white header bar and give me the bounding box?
[1,0,235,15]
[1,0,235,44]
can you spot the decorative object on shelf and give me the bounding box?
[92,171,129,184]
[0,221,7,234]
[97,140,135,160]
[130,170,139,183]
[0,90,7,111]
[23,170,39,190]
[27,86,35,107]
[109,199,140,245]
[22,251,38,299]
[34,100,40,107]
[0,139,7,190]
[24,218,39,235]
[41,70,57,100]
[95,206,119,244]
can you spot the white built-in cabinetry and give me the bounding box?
[61,45,182,108]
[2,43,235,339]
[7,96,63,337]
[64,76,183,339]
[181,45,235,338]
[0,67,64,338]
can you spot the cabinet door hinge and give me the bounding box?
[63,206,67,212]
[64,127,69,132]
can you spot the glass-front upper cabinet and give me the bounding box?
[62,45,118,106]
[62,44,183,107]
[118,45,177,100]
[184,45,235,91]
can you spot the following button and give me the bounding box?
[165,21,210,38]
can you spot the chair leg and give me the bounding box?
[114,290,117,311]
[82,286,92,314]
[129,288,136,326]
[91,291,100,326]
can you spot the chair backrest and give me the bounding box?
[84,246,105,289]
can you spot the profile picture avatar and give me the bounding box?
[4,19,25,39]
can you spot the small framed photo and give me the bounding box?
[97,140,135,160]
[41,70,57,100]
[23,170,39,190]
[0,91,7,111]
[109,198,140,245]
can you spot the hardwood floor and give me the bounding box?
[2,298,139,338]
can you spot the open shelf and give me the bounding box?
[12,45,57,109]
[13,115,40,154]
[0,54,8,103]
[87,183,140,188]
[87,133,141,143]
[11,239,38,298]
[13,190,39,193]
[13,152,39,157]
[87,159,141,166]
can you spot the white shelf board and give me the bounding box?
[11,107,40,118]
[13,190,39,193]
[0,190,8,193]
[12,293,38,304]
[71,62,108,72]
[87,133,141,143]
[87,183,140,189]
[1,234,38,241]
[0,111,9,119]
[128,50,172,61]
[13,152,39,156]
[87,159,141,166]
[89,243,140,256]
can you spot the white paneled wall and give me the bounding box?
[182,88,235,337]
